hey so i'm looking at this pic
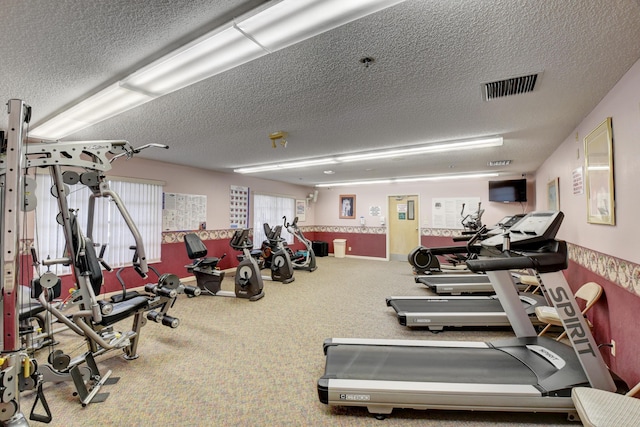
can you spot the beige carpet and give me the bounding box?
[21,256,573,426]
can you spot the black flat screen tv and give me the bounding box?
[488,179,527,203]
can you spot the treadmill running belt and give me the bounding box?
[388,298,508,313]
[418,275,490,286]
[324,345,538,385]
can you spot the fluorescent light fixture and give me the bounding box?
[30,0,406,140]
[122,27,267,95]
[336,137,503,162]
[30,84,155,139]
[234,136,503,174]
[316,179,394,187]
[315,172,500,187]
[234,158,338,174]
[236,0,405,52]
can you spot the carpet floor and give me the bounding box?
[20,256,574,426]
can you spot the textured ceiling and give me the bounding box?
[2,0,640,186]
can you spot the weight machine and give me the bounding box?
[1,99,197,425]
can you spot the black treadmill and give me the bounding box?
[415,273,527,295]
[388,214,554,330]
[318,211,616,419]
[385,292,547,331]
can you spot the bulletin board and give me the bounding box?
[431,197,481,229]
[163,192,207,231]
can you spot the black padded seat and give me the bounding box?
[198,257,220,268]
[97,296,149,326]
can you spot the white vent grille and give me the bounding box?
[488,160,512,167]
[483,73,539,100]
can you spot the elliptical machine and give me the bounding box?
[460,202,484,233]
[260,223,295,283]
[283,216,317,272]
[185,231,264,301]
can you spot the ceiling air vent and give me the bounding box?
[488,160,511,167]
[483,73,539,101]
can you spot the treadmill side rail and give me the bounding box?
[321,378,578,415]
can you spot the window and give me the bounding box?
[252,194,295,249]
[34,174,162,275]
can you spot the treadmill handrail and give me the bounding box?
[428,245,478,256]
[466,241,568,274]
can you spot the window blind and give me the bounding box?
[34,174,162,276]
[252,194,295,249]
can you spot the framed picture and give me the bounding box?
[339,194,356,219]
[295,199,306,222]
[547,178,559,211]
[584,118,615,225]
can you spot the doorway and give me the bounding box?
[388,195,420,261]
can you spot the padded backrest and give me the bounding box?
[82,238,104,296]
[184,233,207,259]
[230,229,250,249]
[575,281,603,314]
[263,223,273,239]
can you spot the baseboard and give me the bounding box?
[333,254,388,261]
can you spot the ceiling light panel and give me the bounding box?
[315,172,500,187]
[122,27,267,95]
[336,137,503,162]
[237,0,406,52]
[30,84,155,139]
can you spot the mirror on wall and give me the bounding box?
[584,117,615,225]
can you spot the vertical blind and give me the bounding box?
[34,174,162,276]
[252,194,295,249]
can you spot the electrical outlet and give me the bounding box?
[348,246,352,251]
[611,339,616,357]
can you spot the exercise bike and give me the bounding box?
[231,229,265,300]
[260,223,295,283]
[186,229,264,301]
[283,216,317,272]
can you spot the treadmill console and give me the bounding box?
[486,213,526,236]
[481,211,563,248]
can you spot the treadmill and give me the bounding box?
[415,273,527,295]
[385,292,547,331]
[388,214,553,330]
[413,215,532,295]
[408,214,526,278]
[318,211,616,419]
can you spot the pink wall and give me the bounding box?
[108,157,317,229]
[564,261,640,387]
[314,178,535,230]
[313,232,386,258]
[535,58,640,264]
[531,56,640,388]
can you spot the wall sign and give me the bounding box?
[163,192,207,231]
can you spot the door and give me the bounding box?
[388,195,419,261]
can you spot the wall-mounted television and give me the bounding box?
[488,178,527,203]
